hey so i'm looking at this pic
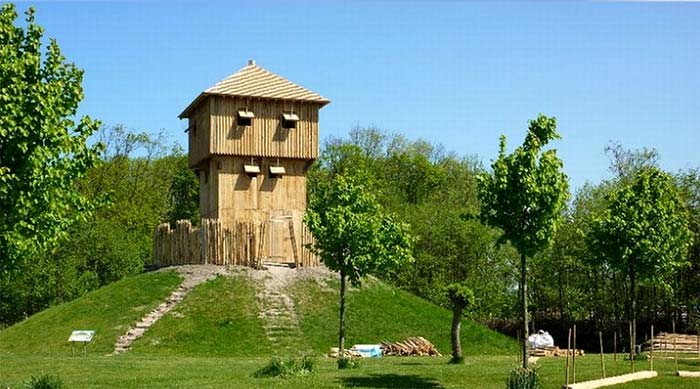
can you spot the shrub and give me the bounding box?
[337,356,361,369]
[25,374,64,389]
[253,353,316,378]
[624,352,648,361]
[506,366,541,389]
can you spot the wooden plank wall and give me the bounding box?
[209,96,319,159]
[152,218,319,268]
[188,101,211,167]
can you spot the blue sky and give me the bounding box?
[14,1,700,191]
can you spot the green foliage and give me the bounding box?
[337,356,361,369]
[0,125,199,325]
[0,4,102,274]
[305,174,414,286]
[24,374,63,389]
[168,153,200,225]
[253,353,317,378]
[590,166,692,286]
[313,128,515,322]
[447,283,474,309]
[478,115,569,258]
[505,366,541,389]
[478,115,568,367]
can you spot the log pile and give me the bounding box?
[329,347,362,358]
[647,332,700,353]
[530,346,584,357]
[380,337,441,357]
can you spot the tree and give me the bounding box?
[0,4,102,275]
[478,115,569,368]
[590,166,691,358]
[304,174,413,366]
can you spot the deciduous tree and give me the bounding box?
[590,166,691,358]
[0,4,101,274]
[304,175,413,366]
[478,115,569,368]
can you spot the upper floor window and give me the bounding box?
[237,109,255,126]
[281,112,299,129]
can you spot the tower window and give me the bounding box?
[237,109,255,126]
[269,166,286,178]
[243,164,260,177]
[281,112,299,129]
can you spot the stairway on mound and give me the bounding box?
[257,265,304,352]
[112,266,225,355]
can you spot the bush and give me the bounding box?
[506,366,541,389]
[624,352,648,361]
[337,356,361,369]
[253,353,316,378]
[25,374,63,389]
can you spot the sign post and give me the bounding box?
[68,330,95,356]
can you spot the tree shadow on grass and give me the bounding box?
[340,373,444,388]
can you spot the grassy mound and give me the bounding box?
[290,277,517,356]
[132,275,273,356]
[0,271,181,355]
[1,268,515,359]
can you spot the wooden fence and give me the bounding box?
[152,218,319,268]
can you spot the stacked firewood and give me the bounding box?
[647,333,700,353]
[530,346,584,357]
[380,337,442,357]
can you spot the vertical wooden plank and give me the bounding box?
[565,328,571,389]
[572,324,577,383]
[650,325,654,371]
[599,331,606,379]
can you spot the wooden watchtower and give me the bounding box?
[179,60,329,264]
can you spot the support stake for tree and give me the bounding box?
[674,336,678,372]
[573,324,577,383]
[600,331,606,379]
[650,325,654,371]
[565,327,572,389]
[629,321,634,373]
[614,330,617,361]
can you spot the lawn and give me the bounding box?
[1,353,699,388]
[0,271,181,355]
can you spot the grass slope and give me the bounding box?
[132,275,273,356]
[290,277,517,356]
[0,271,181,355]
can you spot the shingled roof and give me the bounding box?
[179,60,330,118]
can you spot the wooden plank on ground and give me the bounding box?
[564,371,657,389]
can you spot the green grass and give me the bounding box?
[2,269,700,387]
[132,275,274,356]
[290,277,517,356]
[0,271,181,355]
[1,354,700,388]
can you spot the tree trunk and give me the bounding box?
[521,252,529,369]
[338,268,347,358]
[451,302,464,363]
[630,266,637,360]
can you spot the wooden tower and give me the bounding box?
[179,60,330,264]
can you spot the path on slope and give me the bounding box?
[112,265,227,355]
[255,264,304,352]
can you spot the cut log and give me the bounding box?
[564,371,657,389]
[677,371,700,377]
